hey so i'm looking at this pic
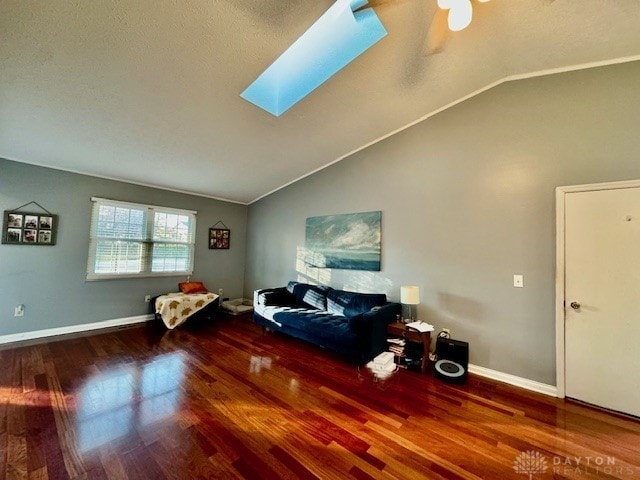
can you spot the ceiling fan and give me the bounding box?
[241,0,492,116]
[356,0,492,53]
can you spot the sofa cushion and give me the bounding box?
[286,281,332,310]
[272,309,354,343]
[327,290,387,317]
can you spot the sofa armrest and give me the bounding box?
[254,287,294,307]
[350,302,401,362]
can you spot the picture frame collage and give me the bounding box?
[209,227,230,249]
[2,211,58,246]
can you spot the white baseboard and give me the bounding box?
[468,364,558,397]
[0,314,154,345]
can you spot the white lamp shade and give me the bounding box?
[400,286,420,305]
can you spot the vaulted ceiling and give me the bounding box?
[2,1,640,204]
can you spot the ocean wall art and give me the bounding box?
[305,211,381,271]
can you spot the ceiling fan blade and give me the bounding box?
[355,0,401,12]
[426,7,450,54]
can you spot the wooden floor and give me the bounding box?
[1,315,639,480]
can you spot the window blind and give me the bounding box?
[87,198,196,280]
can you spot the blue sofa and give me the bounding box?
[253,281,401,363]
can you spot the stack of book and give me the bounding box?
[366,351,397,379]
[387,337,424,370]
[387,337,406,359]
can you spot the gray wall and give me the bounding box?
[0,159,247,336]
[245,61,640,385]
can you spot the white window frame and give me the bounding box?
[87,197,197,281]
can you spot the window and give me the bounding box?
[87,197,196,280]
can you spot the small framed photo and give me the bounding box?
[6,228,22,243]
[2,210,58,246]
[24,215,38,229]
[7,214,23,228]
[209,228,230,249]
[23,229,37,243]
[38,230,52,243]
[40,216,53,229]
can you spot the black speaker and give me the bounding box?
[433,337,469,384]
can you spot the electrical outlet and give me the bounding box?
[144,295,151,303]
[14,304,25,317]
[513,274,524,288]
[218,288,223,297]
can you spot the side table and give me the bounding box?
[386,322,431,373]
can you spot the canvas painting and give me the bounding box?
[305,211,381,271]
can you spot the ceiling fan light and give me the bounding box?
[447,0,473,31]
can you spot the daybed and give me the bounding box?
[253,281,401,363]
[153,281,219,329]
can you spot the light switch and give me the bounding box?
[513,275,524,288]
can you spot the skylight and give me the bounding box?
[240,0,387,117]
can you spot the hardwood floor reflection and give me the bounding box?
[1,315,639,479]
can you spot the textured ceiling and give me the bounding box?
[1,1,640,204]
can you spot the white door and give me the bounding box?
[565,186,640,417]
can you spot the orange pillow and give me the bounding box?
[179,281,208,294]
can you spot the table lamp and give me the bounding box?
[400,285,420,322]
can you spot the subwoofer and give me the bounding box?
[433,337,469,384]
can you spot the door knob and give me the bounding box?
[570,301,581,310]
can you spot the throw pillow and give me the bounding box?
[290,282,331,310]
[327,290,386,317]
[179,281,208,294]
[286,281,299,294]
